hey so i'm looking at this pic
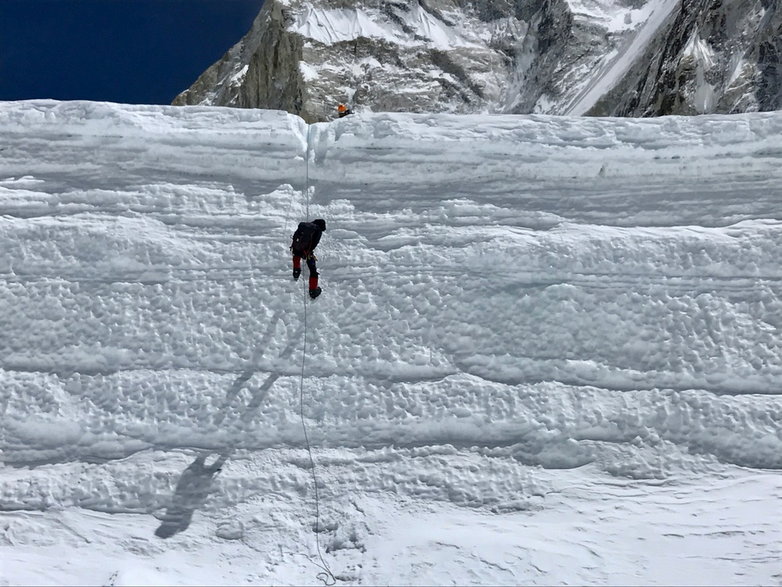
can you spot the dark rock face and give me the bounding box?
[504,0,576,113]
[753,0,782,110]
[589,0,782,116]
[173,2,305,114]
[173,0,781,119]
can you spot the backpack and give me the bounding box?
[290,222,317,256]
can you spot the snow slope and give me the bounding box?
[1,100,781,585]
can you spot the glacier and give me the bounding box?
[1,100,781,585]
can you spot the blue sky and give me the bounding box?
[0,0,263,104]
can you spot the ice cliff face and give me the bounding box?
[172,0,781,120]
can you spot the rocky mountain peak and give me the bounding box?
[172,0,781,120]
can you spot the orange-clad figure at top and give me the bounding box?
[337,103,352,118]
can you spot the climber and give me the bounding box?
[337,103,352,118]
[290,218,326,299]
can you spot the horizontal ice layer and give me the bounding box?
[312,111,782,225]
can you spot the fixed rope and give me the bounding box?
[298,122,336,586]
[298,293,336,586]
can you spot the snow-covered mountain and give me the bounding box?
[1,100,781,585]
[172,0,781,121]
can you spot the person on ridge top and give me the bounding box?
[290,218,326,299]
[337,103,352,118]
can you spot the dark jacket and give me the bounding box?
[291,219,326,256]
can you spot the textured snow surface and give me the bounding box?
[1,100,782,585]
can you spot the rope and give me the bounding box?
[298,122,336,586]
[298,293,336,586]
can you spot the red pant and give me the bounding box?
[293,253,318,290]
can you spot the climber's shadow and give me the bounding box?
[154,450,229,539]
[155,308,304,539]
[240,329,303,422]
[215,309,284,426]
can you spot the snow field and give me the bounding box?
[1,100,781,585]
